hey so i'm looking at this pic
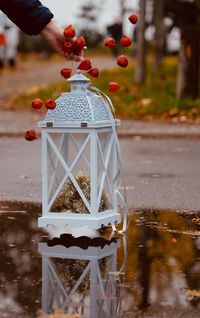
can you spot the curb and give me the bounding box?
[1,131,200,140]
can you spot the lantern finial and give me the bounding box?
[67,70,90,93]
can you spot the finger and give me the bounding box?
[73,55,81,62]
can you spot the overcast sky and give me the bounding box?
[42,0,138,34]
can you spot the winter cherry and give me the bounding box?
[45,99,56,110]
[63,25,76,38]
[120,35,132,47]
[31,98,43,109]
[104,37,116,49]
[109,82,120,93]
[170,238,177,245]
[73,37,86,53]
[25,130,37,141]
[63,41,73,53]
[117,55,129,68]
[129,14,138,25]
[88,68,99,78]
[60,68,72,79]
[78,59,92,71]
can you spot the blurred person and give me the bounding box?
[0,11,19,67]
[5,16,19,67]
[0,12,6,67]
[0,0,83,62]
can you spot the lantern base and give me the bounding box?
[38,211,121,229]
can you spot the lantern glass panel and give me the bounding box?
[47,131,91,214]
[97,131,113,211]
[47,133,67,201]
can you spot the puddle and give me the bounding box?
[0,203,200,317]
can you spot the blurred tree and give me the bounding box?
[107,21,123,56]
[77,0,104,47]
[153,0,166,71]
[134,0,147,84]
[165,0,200,99]
[119,0,126,29]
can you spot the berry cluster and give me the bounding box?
[25,13,138,141]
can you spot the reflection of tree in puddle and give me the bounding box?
[0,211,44,317]
[119,210,200,316]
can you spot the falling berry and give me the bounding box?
[88,68,99,78]
[31,98,43,110]
[120,35,132,47]
[104,37,116,49]
[170,238,177,245]
[117,55,129,68]
[45,99,56,110]
[73,37,86,53]
[25,130,37,141]
[63,41,73,53]
[129,14,138,24]
[60,68,72,79]
[78,59,92,71]
[109,82,120,93]
[186,46,191,59]
[63,25,76,38]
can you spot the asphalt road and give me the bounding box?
[1,137,200,212]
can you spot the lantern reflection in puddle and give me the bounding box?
[38,71,125,230]
[38,236,124,317]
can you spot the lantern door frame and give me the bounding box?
[38,123,121,229]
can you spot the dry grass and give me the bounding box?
[51,174,109,213]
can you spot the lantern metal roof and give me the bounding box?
[38,71,117,128]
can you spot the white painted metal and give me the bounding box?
[42,131,48,216]
[38,71,122,229]
[90,130,98,214]
[38,211,121,229]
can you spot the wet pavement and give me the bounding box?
[1,137,200,212]
[0,202,200,318]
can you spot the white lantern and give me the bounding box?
[38,238,121,317]
[38,71,122,229]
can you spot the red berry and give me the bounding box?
[129,14,138,24]
[78,59,92,71]
[60,68,72,79]
[45,99,56,110]
[88,68,99,78]
[120,35,132,47]
[170,238,177,245]
[104,37,116,49]
[63,41,73,53]
[109,82,120,93]
[117,55,129,68]
[31,98,43,110]
[73,37,86,54]
[25,130,37,141]
[63,25,76,38]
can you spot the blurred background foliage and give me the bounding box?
[8,0,200,121]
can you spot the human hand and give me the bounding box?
[40,21,84,62]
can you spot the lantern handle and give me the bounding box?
[88,85,130,233]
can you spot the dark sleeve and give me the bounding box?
[0,0,54,35]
